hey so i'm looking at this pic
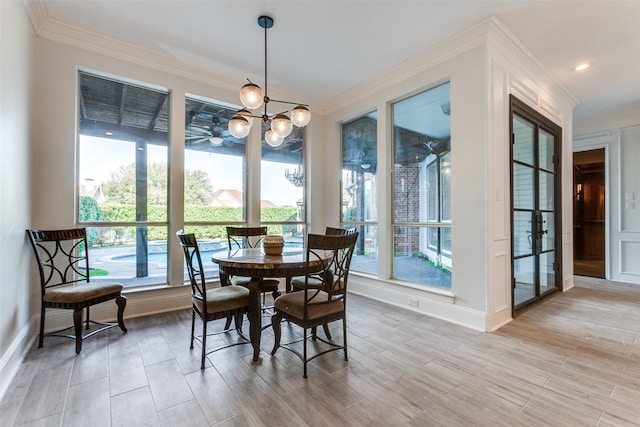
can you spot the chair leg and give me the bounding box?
[38,305,45,348]
[190,310,195,349]
[224,316,233,330]
[322,324,332,341]
[116,295,127,332]
[270,312,283,355]
[200,319,207,370]
[303,327,308,379]
[343,317,348,361]
[73,308,83,354]
[85,306,90,330]
[234,313,243,332]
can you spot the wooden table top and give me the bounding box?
[212,247,328,278]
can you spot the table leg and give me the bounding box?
[248,277,262,362]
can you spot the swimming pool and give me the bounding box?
[110,239,303,266]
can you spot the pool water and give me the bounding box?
[111,240,303,266]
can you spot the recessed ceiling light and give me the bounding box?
[573,63,591,72]
[104,131,113,136]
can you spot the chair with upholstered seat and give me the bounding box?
[27,228,127,354]
[271,232,358,378]
[226,226,281,315]
[290,226,356,292]
[177,230,251,370]
[324,226,356,236]
[289,226,357,339]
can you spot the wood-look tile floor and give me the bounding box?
[2,276,639,426]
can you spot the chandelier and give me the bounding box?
[227,16,311,147]
[285,166,304,187]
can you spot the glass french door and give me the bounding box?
[510,96,562,313]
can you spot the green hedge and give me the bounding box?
[90,204,300,245]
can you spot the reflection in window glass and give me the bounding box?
[513,115,534,166]
[184,97,248,280]
[78,71,169,288]
[341,112,378,274]
[85,226,168,285]
[261,126,305,246]
[393,226,451,289]
[392,82,451,288]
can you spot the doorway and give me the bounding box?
[573,149,606,278]
[510,96,563,315]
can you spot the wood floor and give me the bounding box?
[2,276,639,426]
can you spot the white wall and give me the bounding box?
[484,21,577,330]
[28,29,323,329]
[0,0,36,400]
[324,31,490,331]
[324,18,577,331]
[574,107,640,284]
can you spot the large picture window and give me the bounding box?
[77,71,169,288]
[341,112,378,275]
[182,97,248,279]
[260,125,306,246]
[392,82,452,289]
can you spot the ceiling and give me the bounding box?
[33,0,640,122]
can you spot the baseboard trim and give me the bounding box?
[0,284,191,403]
[0,319,36,403]
[349,276,486,331]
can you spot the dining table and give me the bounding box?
[212,246,328,362]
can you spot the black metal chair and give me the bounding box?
[225,227,281,315]
[271,232,358,378]
[289,226,357,339]
[177,230,251,370]
[27,228,127,354]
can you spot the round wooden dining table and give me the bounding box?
[212,247,327,362]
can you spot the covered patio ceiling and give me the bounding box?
[79,72,448,170]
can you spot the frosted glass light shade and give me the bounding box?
[265,129,284,147]
[236,109,254,127]
[291,106,311,127]
[208,135,223,145]
[228,115,251,138]
[271,113,293,137]
[239,83,264,110]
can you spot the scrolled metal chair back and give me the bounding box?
[226,226,269,250]
[27,228,91,295]
[176,231,207,302]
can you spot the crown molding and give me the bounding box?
[574,102,640,136]
[324,18,493,114]
[23,0,47,34]
[37,17,244,93]
[23,3,327,114]
[20,4,574,118]
[486,17,578,107]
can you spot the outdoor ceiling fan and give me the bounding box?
[186,116,226,145]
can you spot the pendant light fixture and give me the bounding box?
[227,15,311,147]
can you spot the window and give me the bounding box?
[260,125,306,245]
[392,82,451,288]
[183,97,248,279]
[341,112,378,274]
[77,71,169,288]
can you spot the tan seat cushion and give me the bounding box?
[274,290,344,320]
[230,276,280,292]
[43,282,123,304]
[194,285,250,313]
[291,276,324,289]
[291,277,345,294]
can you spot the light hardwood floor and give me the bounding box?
[2,276,639,426]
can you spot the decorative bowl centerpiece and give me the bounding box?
[263,235,284,255]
